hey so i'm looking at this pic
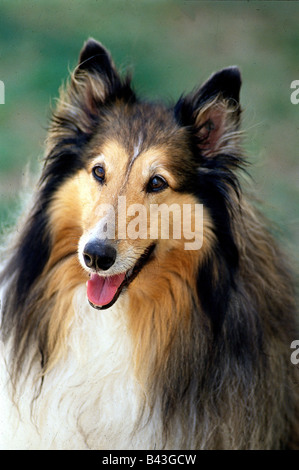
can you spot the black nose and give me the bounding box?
[83,240,117,271]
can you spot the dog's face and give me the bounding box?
[75,107,205,309]
[47,39,241,310]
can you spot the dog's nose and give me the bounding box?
[83,240,117,271]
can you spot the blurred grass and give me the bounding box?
[0,0,298,267]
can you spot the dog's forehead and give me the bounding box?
[100,102,179,152]
[89,101,191,171]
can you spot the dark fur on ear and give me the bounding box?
[78,38,118,81]
[193,66,241,107]
[77,38,134,101]
[175,66,241,121]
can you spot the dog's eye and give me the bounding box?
[147,175,168,193]
[92,165,105,183]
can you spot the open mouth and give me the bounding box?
[86,243,156,310]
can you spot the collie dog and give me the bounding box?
[0,39,298,450]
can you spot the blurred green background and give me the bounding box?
[0,0,298,268]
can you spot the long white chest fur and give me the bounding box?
[0,285,161,450]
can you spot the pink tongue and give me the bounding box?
[87,273,125,307]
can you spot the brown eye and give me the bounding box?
[92,165,105,183]
[147,175,168,193]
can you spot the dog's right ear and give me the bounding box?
[47,39,134,149]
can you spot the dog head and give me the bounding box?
[46,39,242,309]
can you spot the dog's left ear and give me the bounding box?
[174,67,242,158]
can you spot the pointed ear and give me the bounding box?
[174,67,242,157]
[47,39,134,147]
[76,38,121,92]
